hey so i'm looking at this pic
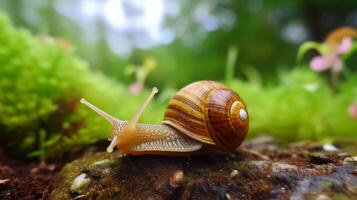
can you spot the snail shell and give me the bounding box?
[162,81,249,150]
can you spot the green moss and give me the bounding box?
[0,15,165,159]
[50,152,135,200]
[231,161,254,172]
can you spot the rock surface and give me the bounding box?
[51,141,357,200]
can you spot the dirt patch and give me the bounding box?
[0,149,59,200]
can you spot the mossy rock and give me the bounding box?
[51,149,357,200]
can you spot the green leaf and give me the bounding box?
[27,150,43,157]
[44,135,61,147]
[296,41,322,62]
[21,136,35,149]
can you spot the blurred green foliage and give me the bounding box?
[0,15,164,160]
[1,0,357,88]
[229,68,357,143]
[0,0,357,161]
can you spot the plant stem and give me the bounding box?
[39,130,46,163]
[330,69,338,93]
[225,46,238,83]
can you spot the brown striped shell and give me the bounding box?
[162,81,249,150]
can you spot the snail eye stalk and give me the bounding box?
[80,98,118,125]
[124,87,159,132]
[109,87,159,153]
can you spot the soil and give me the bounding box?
[0,148,59,200]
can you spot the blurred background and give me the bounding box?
[2,0,357,87]
[1,0,357,160]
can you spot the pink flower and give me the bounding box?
[348,103,357,120]
[309,37,353,73]
[338,37,353,54]
[310,55,342,73]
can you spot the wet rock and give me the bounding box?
[51,151,357,200]
[291,165,357,199]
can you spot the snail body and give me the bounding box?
[80,81,249,155]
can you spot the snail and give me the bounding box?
[80,81,249,155]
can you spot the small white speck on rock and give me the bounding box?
[230,169,239,178]
[103,168,111,174]
[169,170,184,188]
[323,144,338,152]
[92,159,112,166]
[225,193,231,200]
[71,173,91,193]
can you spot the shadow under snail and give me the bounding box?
[80,81,249,155]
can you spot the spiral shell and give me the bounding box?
[162,81,249,150]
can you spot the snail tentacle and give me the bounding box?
[80,98,119,125]
[106,135,118,153]
[124,87,158,132]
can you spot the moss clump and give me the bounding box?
[0,15,165,159]
[50,152,129,200]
